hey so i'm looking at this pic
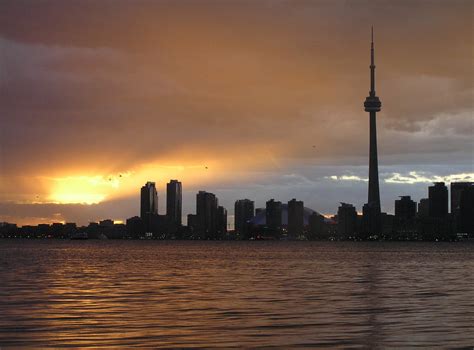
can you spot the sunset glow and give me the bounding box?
[1,0,472,225]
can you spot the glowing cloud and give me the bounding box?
[328,175,368,182]
[384,172,474,184]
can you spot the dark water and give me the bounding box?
[0,241,473,349]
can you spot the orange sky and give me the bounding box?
[0,0,473,225]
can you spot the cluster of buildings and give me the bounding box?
[335,182,473,241]
[0,30,472,241]
[126,181,228,240]
[125,179,474,241]
[1,180,472,241]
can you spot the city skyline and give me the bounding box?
[1,2,473,348]
[1,0,473,226]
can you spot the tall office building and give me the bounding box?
[187,214,198,232]
[140,182,158,219]
[196,191,218,238]
[217,206,227,237]
[451,182,473,215]
[166,180,182,226]
[234,199,255,236]
[418,198,430,218]
[395,196,417,222]
[288,199,304,238]
[338,203,357,238]
[429,182,448,218]
[395,196,417,233]
[266,199,282,231]
[459,186,474,234]
[309,212,325,239]
[363,27,382,234]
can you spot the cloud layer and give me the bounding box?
[1,0,472,224]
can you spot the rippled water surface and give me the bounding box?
[0,241,473,349]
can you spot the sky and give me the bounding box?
[0,0,473,226]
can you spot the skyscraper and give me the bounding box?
[166,180,182,226]
[459,186,474,235]
[140,182,158,232]
[363,27,382,234]
[450,182,473,234]
[140,182,158,219]
[217,206,228,238]
[338,203,357,238]
[266,199,282,232]
[395,196,417,222]
[418,198,430,218]
[395,196,417,232]
[429,182,448,218]
[288,199,304,238]
[451,182,473,215]
[234,199,255,237]
[196,191,218,239]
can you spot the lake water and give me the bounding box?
[0,240,473,349]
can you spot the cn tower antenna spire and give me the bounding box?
[370,26,375,96]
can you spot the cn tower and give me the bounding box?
[363,27,382,234]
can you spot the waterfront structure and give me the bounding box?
[99,219,114,227]
[395,196,417,235]
[458,185,474,234]
[140,182,158,231]
[429,182,448,218]
[451,182,473,214]
[418,198,429,218]
[308,212,325,239]
[166,180,182,226]
[126,216,145,238]
[140,182,158,219]
[187,214,198,232]
[217,206,227,237]
[266,199,282,232]
[288,199,304,238]
[337,203,357,238]
[234,199,255,237]
[196,191,218,238]
[363,27,382,234]
[395,196,417,223]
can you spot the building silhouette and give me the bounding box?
[140,182,158,231]
[141,182,158,218]
[234,199,255,238]
[418,198,430,218]
[187,214,198,234]
[363,27,382,235]
[395,196,417,222]
[429,182,448,218]
[217,206,227,238]
[126,216,145,238]
[395,196,417,235]
[451,182,473,214]
[196,191,218,239]
[288,199,304,238]
[338,203,357,238]
[266,199,282,233]
[166,180,182,226]
[459,186,474,235]
[308,212,325,240]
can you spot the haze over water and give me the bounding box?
[0,241,473,348]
